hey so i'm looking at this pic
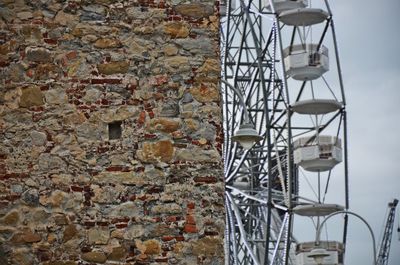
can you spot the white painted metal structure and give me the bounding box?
[220,0,349,264]
[296,241,344,265]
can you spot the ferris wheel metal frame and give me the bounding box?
[220,1,350,265]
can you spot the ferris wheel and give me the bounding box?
[220,1,349,264]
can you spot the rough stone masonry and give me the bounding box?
[0,0,224,264]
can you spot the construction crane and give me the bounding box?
[398,219,400,241]
[377,199,398,265]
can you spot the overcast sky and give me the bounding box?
[327,1,400,264]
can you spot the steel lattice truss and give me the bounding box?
[377,199,399,265]
[221,1,350,265]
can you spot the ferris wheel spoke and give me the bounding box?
[227,192,263,265]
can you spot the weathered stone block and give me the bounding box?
[25,47,52,63]
[66,58,90,77]
[197,58,221,75]
[0,244,8,265]
[45,88,68,105]
[82,4,107,21]
[0,210,19,225]
[133,25,155,35]
[175,147,220,162]
[20,25,42,40]
[124,224,145,240]
[38,154,67,171]
[96,106,139,123]
[184,118,200,132]
[63,112,87,126]
[93,172,144,185]
[94,38,121,49]
[88,228,109,245]
[82,88,102,103]
[92,185,120,203]
[30,130,47,146]
[21,189,39,206]
[40,190,68,208]
[164,21,190,38]
[71,23,114,37]
[174,3,214,19]
[191,123,216,141]
[43,261,77,265]
[17,11,33,20]
[144,239,161,255]
[192,236,223,257]
[97,61,129,75]
[0,227,15,242]
[160,100,180,117]
[30,208,51,224]
[54,214,69,225]
[137,140,175,163]
[108,246,127,261]
[190,83,220,103]
[63,224,78,242]
[109,202,140,217]
[165,56,190,72]
[136,239,161,255]
[11,247,34,265]
[163,44,178,56]
[148,224,177,238]
[125,6,165,20]
[5,63,26,82]
[0,39,17,55]
[197,105,222,120]
[175,38,215,56]
[10,228,41,243]
[151,203,182,215]
[19,86,44,108]
[76,122,107,142]
[81,251,107,263]
[54,11,78,27]
[146,118,180,133]
[122,37,153,58]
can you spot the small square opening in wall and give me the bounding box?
[108,121,122,140]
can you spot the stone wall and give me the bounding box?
[0,0,224,264]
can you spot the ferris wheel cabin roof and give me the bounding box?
[291,99,342,115]
[293,203,345,217]
[279,8,329,26]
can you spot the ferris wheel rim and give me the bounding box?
[221,0,349,264]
